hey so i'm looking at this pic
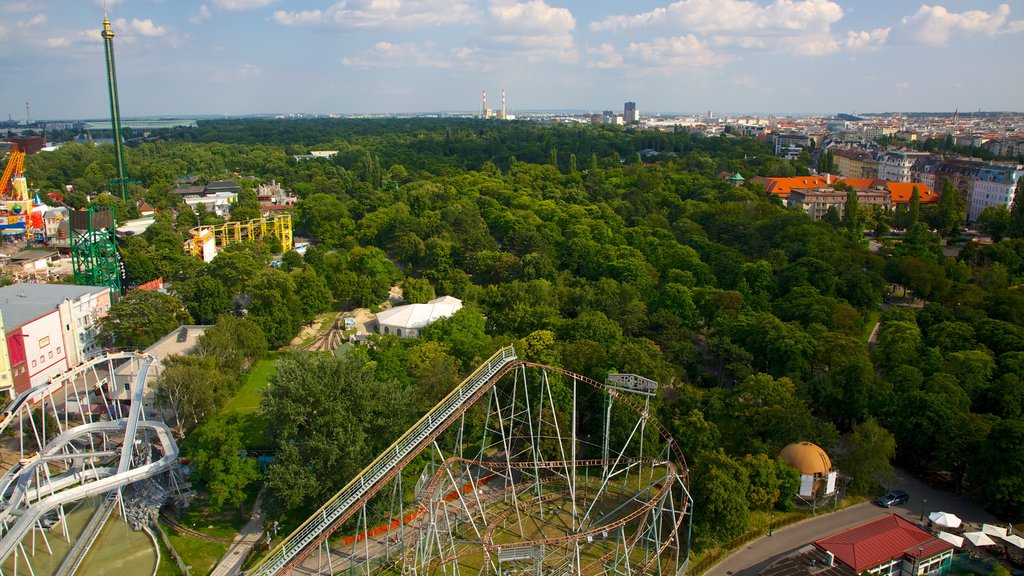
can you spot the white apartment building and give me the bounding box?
[877,151,930,182]
[969,165,1023,224]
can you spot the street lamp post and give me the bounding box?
[920,497,927,523]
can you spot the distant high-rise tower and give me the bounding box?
[500,89,506,119]
[624,101,638,124]
[101,16,129,202]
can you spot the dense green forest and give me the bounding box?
[27,119,1024,548]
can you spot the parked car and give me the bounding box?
[877,490,910,507]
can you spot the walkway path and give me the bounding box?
[210,494,265,576]
[705,469,998,576]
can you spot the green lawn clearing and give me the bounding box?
[223,355,278,448]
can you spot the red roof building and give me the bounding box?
[815,515,953,576]
[753,175,937,207]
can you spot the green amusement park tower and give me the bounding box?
[101,15,129,202]
[70,15,125,294]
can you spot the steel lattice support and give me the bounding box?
[70,207,121,294]
[254,352,691,576]
[0,353,183,574]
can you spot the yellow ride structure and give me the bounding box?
[185,214,292,262]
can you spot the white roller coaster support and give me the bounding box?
[0,352,182,567]
[247,346,519,576]
[0,420,178,561]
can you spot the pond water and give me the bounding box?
[0,496,157,576]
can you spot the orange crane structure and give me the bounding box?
[0,145,31,237]
[0,145,25,200]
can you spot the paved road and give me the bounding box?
[211,494,265,576]
[705,469,999,576]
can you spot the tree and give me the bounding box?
[246,268,303,348]
[99,290,192,348]
[691,451,750,549]
[402,277,436,304]
[842,190,864,243]
[909,186,921,226]
[741,453,782,511]
[969,417,1024,519]
[977,205,1011,241]
[936,178,966,236]
[1008,178,1024,239]
[187,414,260,512]
[194,315,267,373]
[262,351,414,518]
[420,308,490,370]
[207,245,266,296]
[229,189,262,222]
[406,341,461,410]
[154,355,233,432]
[841,418,896,494]
[176,275,232,324]
[290,267,332,324]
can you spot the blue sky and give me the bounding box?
[1,1,1022,120]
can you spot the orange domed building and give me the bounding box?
[779,441,838,499]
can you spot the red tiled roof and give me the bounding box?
[755,175,936,204]
[838,178,879,189]
[886,182,937,204]
[752,175,839,198]
[815,515,952,573]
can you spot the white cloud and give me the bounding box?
[239,63,262,77]
[627,35,732,69]
[591,0,845,57]
[592,0,842,34]
[3,2,44,13]
[275,0,478,29]
[18,13,46,27]
[733,74,757,88]
[896,82,910,91]
[342,40,452,69]
[272,9,322,26]
[901,3,1024,45]
[473,0,578,63]
[212,0,276,11]
[190,4,213,24]
[586,43,623,69]
[844,27,890,50]
[130,18,167,36]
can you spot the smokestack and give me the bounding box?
[501,89,506,119]
[827,173,831,185]
[482,89,487,118]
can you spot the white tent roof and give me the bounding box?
[929,511,962,529]
[1001,534,1024,549]
[936,532,965,548]
[964,532,998,547]
[376,297,463,331]
[982,524,1008,538]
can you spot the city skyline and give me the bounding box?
[1,1,1022,121]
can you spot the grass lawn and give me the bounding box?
[223,355,278,448]
[164,496,250,575]
[862,309,881,342]
[165,526,230,576]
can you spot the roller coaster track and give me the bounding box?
[249,348,690,576]
[0,352,182,569]
[248,346,520,576]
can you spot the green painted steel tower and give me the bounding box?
[101,16,130,202]
[71,207,122,294]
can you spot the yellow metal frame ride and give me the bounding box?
[185,213,292,259]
